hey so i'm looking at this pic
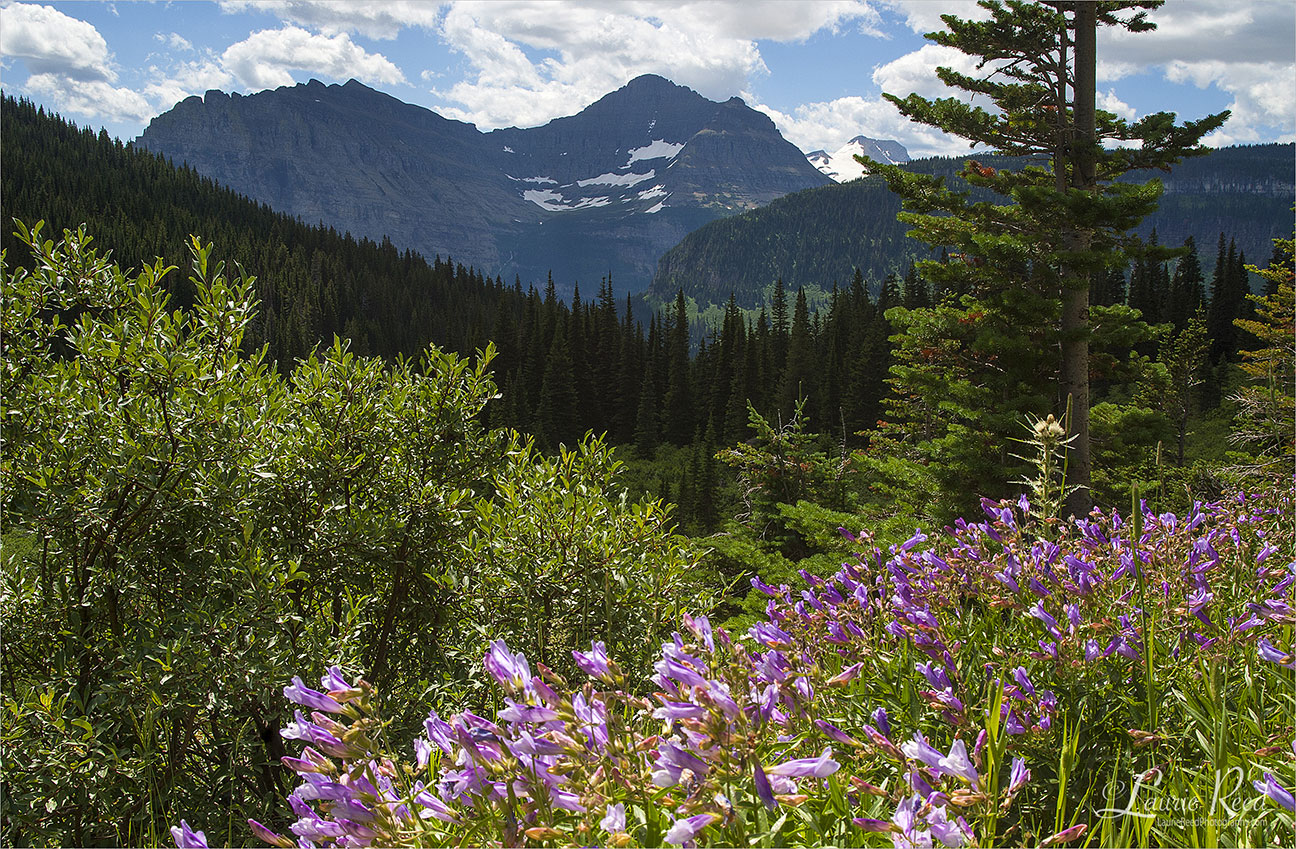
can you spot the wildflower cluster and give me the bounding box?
[174,490,1293,847]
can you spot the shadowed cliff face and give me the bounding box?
[136,75,830,297]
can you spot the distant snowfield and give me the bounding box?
[625,140,685,167]
[578,170,655,188]
[522,189,612,211]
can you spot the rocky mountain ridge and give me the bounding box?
[135,75,830,297]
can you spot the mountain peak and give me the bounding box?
[623,73,676,89]
[808,135,910,181]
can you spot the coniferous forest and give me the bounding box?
[2,4,1294,848]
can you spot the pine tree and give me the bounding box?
[769,277,790,376]
[779,287,818,425]
[1230,233,1295,477]
[861,0,1227,516]
[663,289,694,445]
[1166,235,1205,330]
[535,318,579,450]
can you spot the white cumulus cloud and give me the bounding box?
[1097,89,1136,122]
[218,0,446,40]
[25,73,153,122]
[751,42,984,157]
[425,0,881,130]
[1,2,115,80]
[155,32,195,52]
[220,26,407,90]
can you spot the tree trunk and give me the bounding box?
[1063,2,1096,516]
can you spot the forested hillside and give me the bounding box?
[649,145,1293,311]
[1,95,521,366]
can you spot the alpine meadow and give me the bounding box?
[1,2,1293,848]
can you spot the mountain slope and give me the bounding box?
[135,75,830,297]
[1,93,529,368]
[648,144,1294,310]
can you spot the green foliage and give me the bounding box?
[465,436,714,686]
[0,225,706,846]
[860,0,1227,517]
[1229,233,1296,480]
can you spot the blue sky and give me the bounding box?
[1,1,1292,157]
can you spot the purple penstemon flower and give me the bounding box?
[656,651,711,690]
[247,819,293,848]
[1007,757,1030,796]
[294,773,356,802]
[281,710,351,758]
[412,786,458,824]
[863,724,905,760]
[750,620,795,648]
[1012,667,1036,698]
[170,820,208,849]
[928,803,969,847]
[703,678,741,719]
[993,570,1020,593]
[937,739,979,786]
[498,698,560,725]
[1028,602,1063,639]
[664,813,719,846]
[815,719,861,747]
[682,612,716,653]
[766,747,841,778]
[917,661,953,690]
[900,529,929,552]
[872,706,891,737]
[901,732,945,772]
[601,802,626,833]
[652,741,710,787]
[483,640,532,693]
[572,640,615,682]
[1257,638,1295,670]
[287,795,346,841]
[654,698,708,722]
[754,763,778,811]
[283,676,345,714]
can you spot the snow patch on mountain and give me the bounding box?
[807,136,910,182]
[625,140,685,166]
[578,170,655,188]
[522,189,612,211]
[638,185,667,200]
[644,201,665,214]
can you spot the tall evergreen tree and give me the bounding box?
[769,277,790,376]
[535,318,579,450]
[779,287,818,424]
[862,0,1227,516]
[663,289,695,445]
[1166,235,1205,330]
